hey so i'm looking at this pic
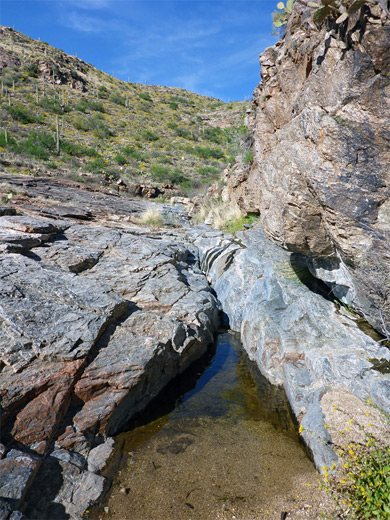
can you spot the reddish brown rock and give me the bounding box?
[11,360,85,450]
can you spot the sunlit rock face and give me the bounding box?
[0,175,220,519]
[196,227,390,471]
[228,3,390,334]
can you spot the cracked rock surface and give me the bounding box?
[0,174,219,519]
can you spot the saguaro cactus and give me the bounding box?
[55,115,60,155]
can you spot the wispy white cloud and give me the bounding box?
[61,11,126,34]
[64,0,110,10]
[57,0,276,100]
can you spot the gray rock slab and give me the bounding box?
[70,471,108,514]
[0,254,127,363]
[197,227,390,470]
[33,242,102,273]
[50,450,86,470]
[0,216,62,235]
[0,180,220,518]
[0,450,40,508]
[87,438,115,473]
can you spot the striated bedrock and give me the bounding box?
[0,177,220,519]
[195,227,390,471]
[228,2,390,334]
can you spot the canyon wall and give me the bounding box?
[228,2,390,334]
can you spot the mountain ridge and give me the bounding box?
[0,25,248,197]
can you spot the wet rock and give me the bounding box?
[0,499,13,520]
[70,471,108,514]
[9,512,26,520]
[50,449,86,470]
[197,227,390,470]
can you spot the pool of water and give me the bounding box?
[89,332,328,520]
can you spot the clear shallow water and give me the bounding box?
[90,332,324,520]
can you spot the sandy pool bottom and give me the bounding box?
[89,333,333,520]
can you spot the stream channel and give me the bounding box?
[90,331,325,520]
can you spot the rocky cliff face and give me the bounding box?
[228,2,390,335]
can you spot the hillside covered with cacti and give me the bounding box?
[0,25,249,196]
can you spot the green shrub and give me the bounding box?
[115,153,127,165]
[23,63,39,78]
[170,95,190,106]
[198,166,220,178]
[97,86,109,99]
[88,100,105,113]
[89,115,114,138]
[17,130,55,160]
[2,72,22,87]
[173,126,194,140]
[170,168,186,185]
[0,131,16,148]
[121,146,144,161]
[61,141,100,157]
[203,127,223,144]
[92,125,114,139]
[6,104,41,124]
[244,151,253,164]
[110,93,126,106]
[157,156,171,164]
[72,115,90,131]
[46,160,58,169]
[139,92,152,102]
[70,70,83,82]
[193,146,224,160]
[39,95,65,115]
[76,99,106,113]
[86,157,106,172]
[169,101,178,110]
[142,129,159,142]
[151,164,170,178]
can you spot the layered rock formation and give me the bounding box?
[0,175,219,519]
[196,228,390,470]
[1,169,390,517]
[228,2,390,335]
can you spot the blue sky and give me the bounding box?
[0,1,278,101]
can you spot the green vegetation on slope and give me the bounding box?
[0,26,249,196]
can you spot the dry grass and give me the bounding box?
[137,207,164,229]
[192,199,243,231]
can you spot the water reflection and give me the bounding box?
[91,332,318,520]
